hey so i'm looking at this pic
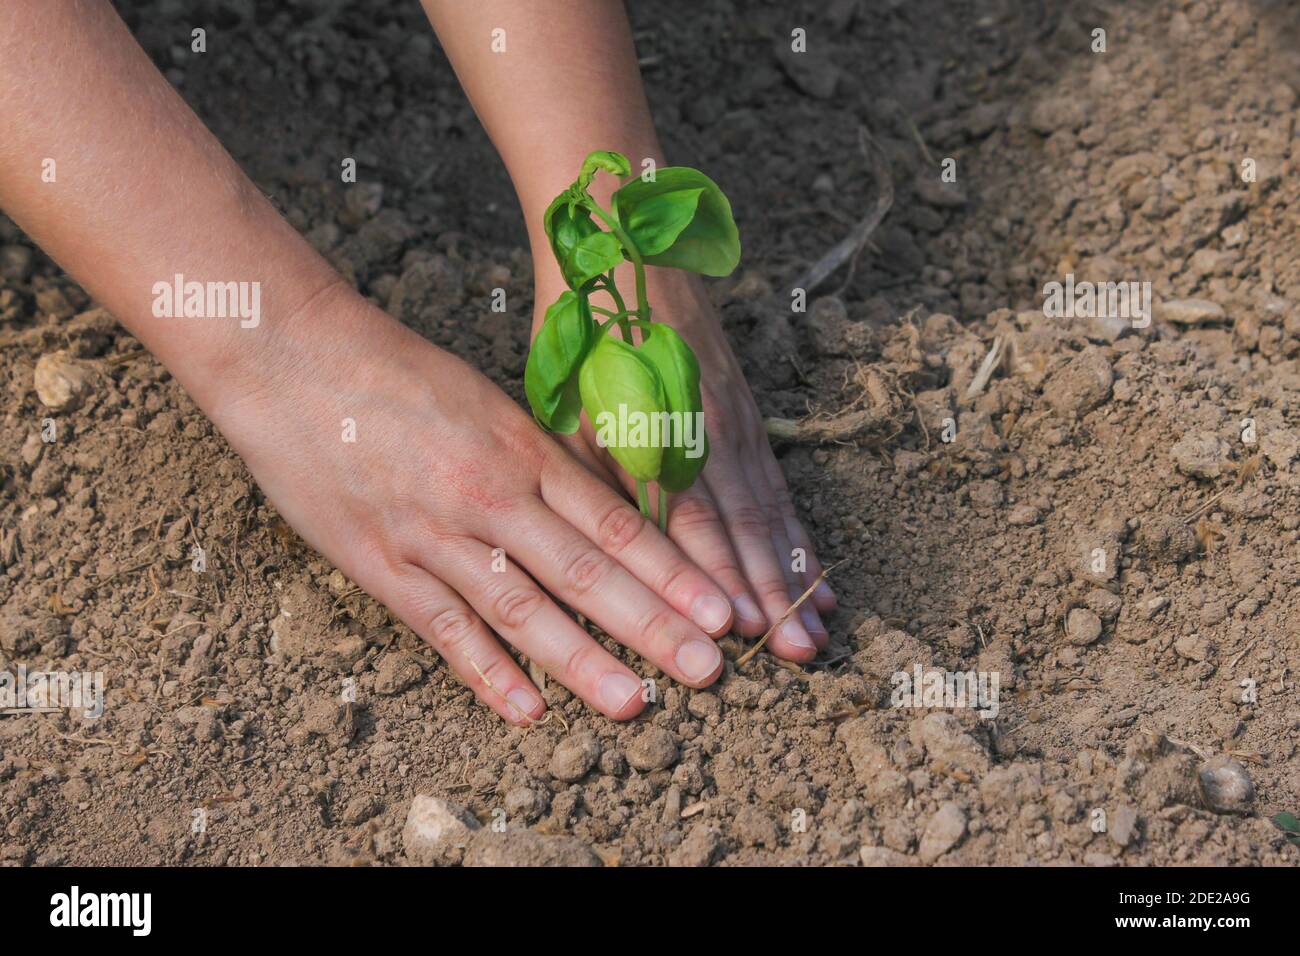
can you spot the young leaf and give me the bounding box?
[612,168,741,276]
[525,291,595,433]
[638,324,709,492]
[619,187,704,256]
[578,334,666,482]
[544,196,623,290]
[577,149,631,192]
[1271,811,1300,834]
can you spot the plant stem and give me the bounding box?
[636,479,651,519]
[588,204,652,326]
[657,485,668,534]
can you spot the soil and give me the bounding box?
[3,0,1299,866]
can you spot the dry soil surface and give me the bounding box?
[2,0,1299,866]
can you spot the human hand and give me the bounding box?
[215,289,736,724]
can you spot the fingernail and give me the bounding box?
[691,594,731,633]
[801,606,827,637]
[814,580,836,603]
[733,594,765,626]
[779,618,817,650]
[598,672,643,713]
[507,687,544,721]
[675,639,722,682]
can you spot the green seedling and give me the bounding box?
[1272,811,1300,847]
[525,150,740,530]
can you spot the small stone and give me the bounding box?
[1175,632,1214,662]
[918,802,967,863]
[402,795,481,865]
[1085,589,1123,622]
[548,731,601,782]
[915,173,967,209]
[860,846,917,867]
[34,351,93,412]
[1066,607,1103,646]
[626,726,679,772]
[667,823,720,867]
[1157,298,1226,326]
[1007,504,1042,526]
[1170,430,1229,479]
[686,691,721,721]
[1198,756,1254,814]
[0,244,33,282]
[373,652,422,696]
[342,182,384,224]
[1109,804,1138,848]
[341,795,380,826]
[1045,347,1113,417]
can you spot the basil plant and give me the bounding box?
[524,150,741,530]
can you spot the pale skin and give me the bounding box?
[0,0,835,725]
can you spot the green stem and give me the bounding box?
[587,203,652,326]
[636,480,651,519]
[658,485,668,534]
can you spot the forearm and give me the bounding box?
[0,0,349,416]
[419,0,665,287]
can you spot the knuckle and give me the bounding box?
[427,606,476,649]
[654,561,695,604]
[563,547,611,596]
[493,585,543,630]
[635,605,679,648]
[728,504,770,540]
[559,640,601,685]
[668,494,722,534]
[596,502,645,554]
[755,575,794,601]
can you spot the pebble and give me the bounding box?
[626,726,679,772]
[1066,607,1103,646]
[1007,504,1042,526]
[1170,430,1229,479]
[1157,298,1225,326]
[402,795,480,865]
[1045,347,1113,417]
[860,846,917,866]
[34,351,93,412]
[1109,804,1138,848]
[1198,756,1255,814]
[548,731,601,782]
[918,802,967,862]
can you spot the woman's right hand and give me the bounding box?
[212,286,736,724]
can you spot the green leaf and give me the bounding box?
[1271,812,1300,834]
[638,324,708,492]
[525,291,595,433]
[579,334,666,482]
[612,167,741,276]
[544,196,624,291]
[620,188,704,257]
[577,150,631,192]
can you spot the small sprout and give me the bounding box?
[524,150,741,530]
[1271,811,1300,847]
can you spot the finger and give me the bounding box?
[500,498,725,688]
[663,483,766,637]
[745,461,829,649]
[379,563,546,726]
[759,450,837,613]
[433,537,648,720]
[537,453,734,637]
[703,444,819,663]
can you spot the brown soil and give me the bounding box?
[2,0,1299,866]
